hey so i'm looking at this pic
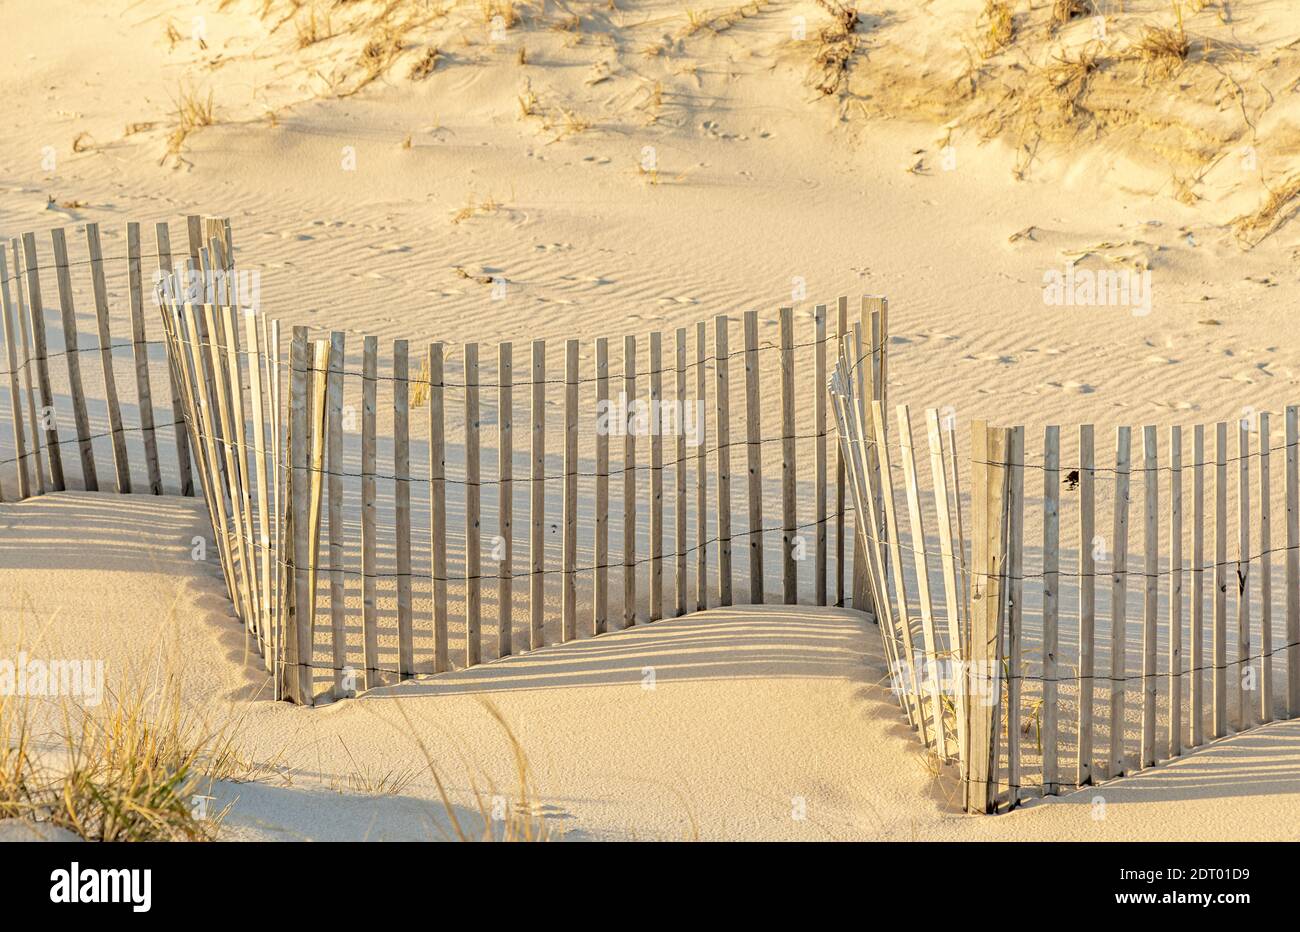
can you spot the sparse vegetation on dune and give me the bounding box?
[0,681,243,841]
[811,0,861,96]
[162,84,217,166]
[1232,174,1300,245]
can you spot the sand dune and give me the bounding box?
[3,0,1300,841]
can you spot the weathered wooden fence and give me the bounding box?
[831,343,1300,813]
[0,214,892,707]
[0,219,203,502]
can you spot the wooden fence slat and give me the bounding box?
[1078,424,1096,785]
[499,341,515,654]
[593,338,609,634]
[649,332,663,621]
[22,233,64,490]
[1192,424,1206,746]
[84,223,130,493]
[362,337,381,687]
[967,421,1008,814]
[50,228,97,491]
[1286,407,1299,717]
[246,311,275,670]
[287,327,312,705]
[394,340,414,679]
[1108,426,1132,779]
[714,315,732,606]
[674,327,688,617]
[176,302,236,609]
[1168,425,1183,759]
[926,409,965,767]
[9,239,43,496]
[0,247,29,499]
[305,339,330,697]
[780,306,797,604]
[836,350,911,727]
[203,303,252,628]
[267,318,284,696]
[223,305,263,642]
[153,222,192,496]
[428,342,448,672]
[562,339,578,640]
[897,404,947,757]
[695,321,708,611]
[1258,413,1272,725]
[1236,420,1251,730]
[1213,421,1228,739]
[530,339,546,648]
[465,342,482,665]
[1006,426,1025,803]
[743,310,764,604]
[872,399,929,748]
[836,296,850,607]
[814,306,828,607]
[1042,425,1060,793]
[325,331,345,691]
[1141,426,1159,768]
[623,334,637,627]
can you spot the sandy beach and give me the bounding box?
[3,0,1300,843]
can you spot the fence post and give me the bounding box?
[85,223,130,494]
[743,310,764,604]
[362,337,382,686]
[1141,425,1159,768]
[623,334,637,626]
[1168,425,1183,758]
[1286,407,1299,717]
[394,341,413,679]
[50,228,97,491]
[1259,412,1273,725]
[287,327,311,705]
[714,315,732,606]
[22,232,64,490]
[153,222,193,496]
[326,331,346,693]
[966,421,1009,814]
[1108,426,1132,779]
[1077,424,1096,785]
[695,321,708,611]
[1213,422,1228,738]
[674,328,688,617]
[9,239,44,496]
[499,341,515,654]
[428,341,448,673]
[649,332,663,621]
[814,306,828,607]
[1041,425,1060,794]
[530,339,546,648]
[1236,420,1251,730]
[465,342,481,665]
[0,248,29,499]
[593,338,608,634]
[780,306,797,604]
[563,339,578,640]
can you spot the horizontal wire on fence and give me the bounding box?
[0,339,171,380]
[249,511,845,585]
[0,418,185,469]
[160,325,877,390]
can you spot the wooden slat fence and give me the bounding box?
[830,344,1300,812]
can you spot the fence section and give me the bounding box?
[831,349,1300,813]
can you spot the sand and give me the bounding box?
[3,0,1300,840]
[3,491,1299,841]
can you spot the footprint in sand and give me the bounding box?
[1046,380,1095,394]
